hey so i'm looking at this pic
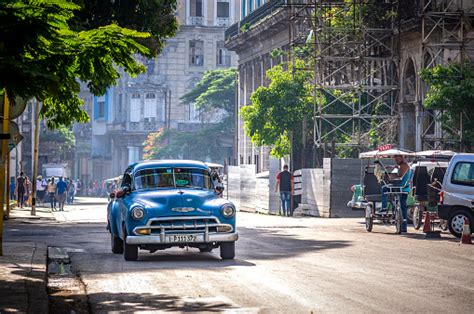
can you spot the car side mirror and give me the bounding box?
[215,186,224,193]
[109,192,116,199]
[122,185,131,194]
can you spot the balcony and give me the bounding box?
[225,0,286,41]
[126,120,165,133]
[187,16,204,26]
[106,122,126,133]
[216,17,231,27]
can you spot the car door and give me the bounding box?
[115,167,133,237]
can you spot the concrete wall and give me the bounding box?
[227,161,280,214]
[329,158,363,218]
[295,158,362,218]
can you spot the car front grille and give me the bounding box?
[149,217,220,234]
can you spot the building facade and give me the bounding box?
[78,0,241,182]
[226,0,474,172]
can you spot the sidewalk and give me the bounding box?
[0,206,52,313]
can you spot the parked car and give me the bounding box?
[437,153,474,237]
[107,160,238,261]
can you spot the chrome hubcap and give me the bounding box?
[451,215,466,234]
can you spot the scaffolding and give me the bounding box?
[420,0,474,150]
[288,0,400,155]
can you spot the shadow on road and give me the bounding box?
[50,291,235,313]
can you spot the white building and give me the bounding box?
[81,0,241,181]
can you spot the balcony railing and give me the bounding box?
[125,120,164,132]
[187,16,204,26]
[225,0,286,41]
[216,17,231,27]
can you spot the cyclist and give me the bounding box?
[380,155,411,232]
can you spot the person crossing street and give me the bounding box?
[56,176,68,211]
[275,165,294,217]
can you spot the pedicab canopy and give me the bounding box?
[359,147,416,159]
[205,162,224,169]
[414,150,455,159]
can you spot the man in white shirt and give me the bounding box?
[36,175,47,206]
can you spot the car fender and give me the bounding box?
[108,200,122,236]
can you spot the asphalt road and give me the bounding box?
[4,198,474,313]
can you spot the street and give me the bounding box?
[3,197,473,313]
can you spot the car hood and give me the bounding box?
[131,189,230,216]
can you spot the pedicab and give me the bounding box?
[359,147,416,234]
[410,150,455,230]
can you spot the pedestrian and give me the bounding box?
[47,177,57,210]
[9,176,15,202]
[15,172,26,208]
[56,176,68,211]
[275,165,294,217]
[75,179,81,197]
[67,179,75,205]
[27,177,34,207]
[36,175,47,207]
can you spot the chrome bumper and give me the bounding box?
[126,232,239,245]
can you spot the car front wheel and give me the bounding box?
[448,210,473,238]
[111,232,123,254]
[220,242,235,260]
[122,225,138,261]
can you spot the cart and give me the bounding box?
[359,148,415,234]
[410,150,454,230]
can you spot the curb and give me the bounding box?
[27,243,49,314]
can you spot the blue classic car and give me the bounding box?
[107,160,238,261]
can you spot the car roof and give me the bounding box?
[130,160,209,173]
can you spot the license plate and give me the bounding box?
[170,235,198,242]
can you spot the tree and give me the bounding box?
[240,61,314,158]
[420,63,474,151]
[71,0,178,55]
[143,69,237,162]
[0,0,174,128]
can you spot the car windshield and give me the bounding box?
[134,167,213,190]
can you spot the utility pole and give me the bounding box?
[31,100,41,216]
[0,92,10,255]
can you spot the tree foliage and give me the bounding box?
[0,0,174,128]
[143,69,237,162]
[181,69,236,115]
[240,61,314,158]
[420,63,474,149]
[71,0,177,55]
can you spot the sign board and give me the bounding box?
[377,144,393,152]
[0,92,28,120]
[0,121,23,152]
[9,122,23,151]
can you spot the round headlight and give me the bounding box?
[222,205,235,218]
[131,206,145,220]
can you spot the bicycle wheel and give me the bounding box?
[395,204,402,234]
[412,205,423,230]
[365,203,373,232]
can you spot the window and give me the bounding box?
[130,93,141,122]
[190,0,203,16]
[217,1,229,17]
[189,102,200,122]
[216,42,230,66]
[451,162,474,186]
[144,93,156,118]
[189,40,204,66]
[146,59,155,75]
[94,94,106,120]
[134,168,213,190]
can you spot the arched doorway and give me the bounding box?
[399,58,417,150]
